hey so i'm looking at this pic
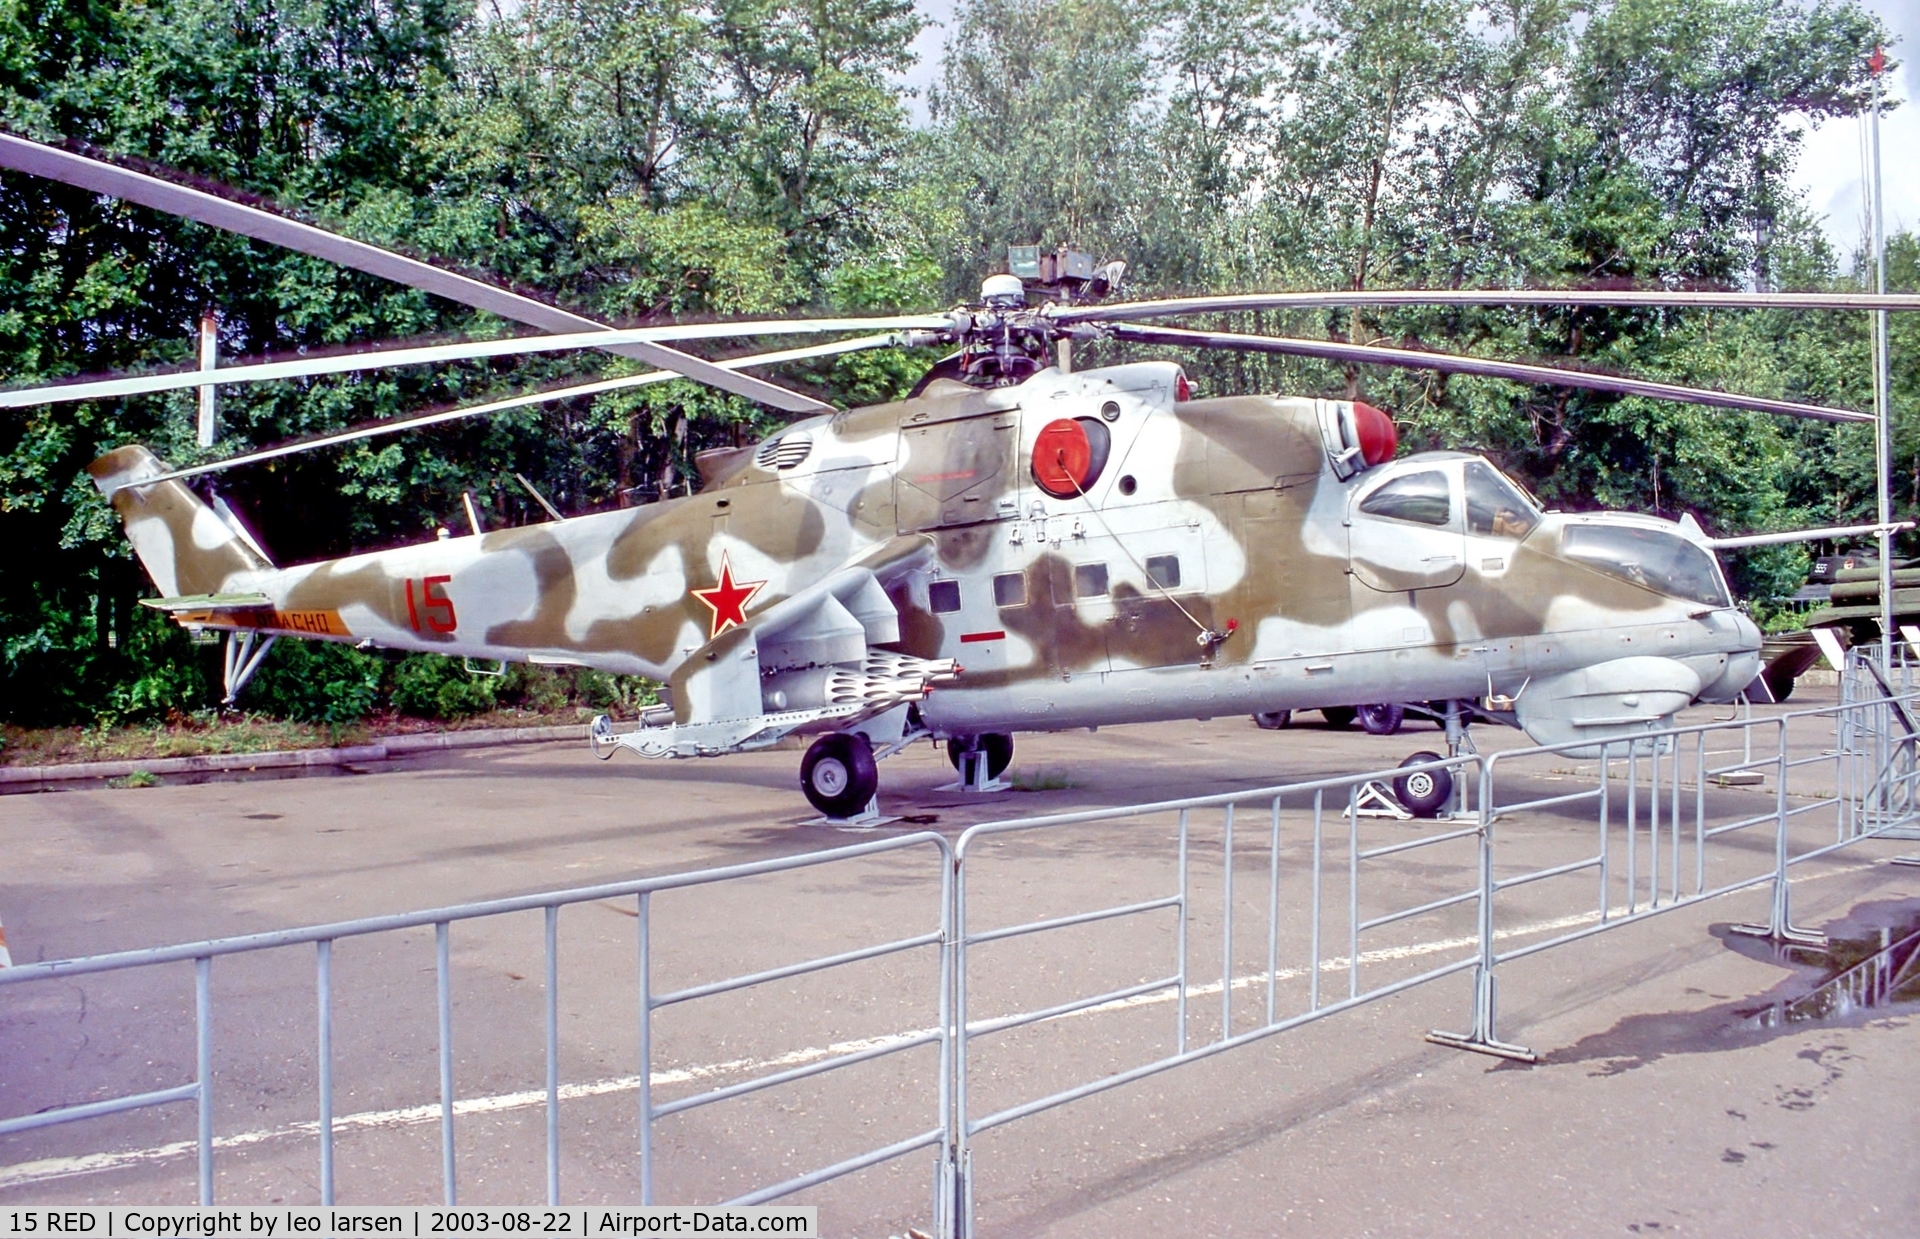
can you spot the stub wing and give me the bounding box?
[595,537,957,759]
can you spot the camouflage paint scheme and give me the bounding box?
[91,358,1762,771]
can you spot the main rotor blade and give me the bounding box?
[0,131,834,414]
[1061,288,1920,324]
[1707,521,1914,549]
[110,334,903,493]
[0,315,948,409]
[1106,323,1872,423]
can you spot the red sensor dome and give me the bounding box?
[1353,401,1398,466]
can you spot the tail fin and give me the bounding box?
[88,446,274,597]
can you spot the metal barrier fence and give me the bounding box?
[5,679,1920,1236]
[0,832,956,1218]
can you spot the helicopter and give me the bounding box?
[6,131,1917,818]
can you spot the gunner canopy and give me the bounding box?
[1561,523,1731,608]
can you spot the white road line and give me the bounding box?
[0,857,1892,1190]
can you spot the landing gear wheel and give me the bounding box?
[801,733,879,818]
[1253,710,1292,730]
[946,733,1014,779]
[1359,703,1405,736]
[1393,751,1452,819]
[1321,706,1357,729]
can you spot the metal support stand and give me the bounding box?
[196,308,218,448]
[1426,969,1537,1062]
[220,631,276,708]
[1728,883,1828,947]
[1349,782,1413,819]
[814,797,898,830]
[938,750,1011,794]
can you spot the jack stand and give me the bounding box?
[220,631,276,709]
[1349,782,1413,820]
[811,797,899,830]
[937,749,1011,794]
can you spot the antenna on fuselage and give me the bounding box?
[515,472,564,522]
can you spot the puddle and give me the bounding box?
[1726,900,1920,1030]
[1536,897,1920,1075]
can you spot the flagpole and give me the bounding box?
[1870,45,1893,671]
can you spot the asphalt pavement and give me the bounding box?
[2,687,1916,1237]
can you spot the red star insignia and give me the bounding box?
[691,552,766,639]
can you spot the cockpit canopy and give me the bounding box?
[1352,453,1732,608]
[1560,522,1731,608]
[1354,455,1542,538]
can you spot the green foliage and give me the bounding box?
[571,667,660,712]
[250,642,385,725]
[0,0,1911,726]
[389,653,498,718]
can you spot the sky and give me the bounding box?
[899,0,1914,272]
[1788,0,1916,268]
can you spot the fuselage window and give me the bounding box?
[929,579,962,613]
[993,572,1027,607]
[1464,461,1540,539]
[1358,470,1453,527]
[1075,563,1109,598]
[1145,555,1181,589]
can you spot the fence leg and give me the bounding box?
[1427,773,1536,1062]
[1731,724,1826,947]
[937,1146,969,1239]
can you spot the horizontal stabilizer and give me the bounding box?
[141,592,275,614]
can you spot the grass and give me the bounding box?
[1,706,602,769]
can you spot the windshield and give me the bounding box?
[1561,524,1730,607]
[1464,461,1539,539]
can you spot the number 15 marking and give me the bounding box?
[404,575,457,633]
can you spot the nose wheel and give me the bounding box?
[1392,698,1474,818]
[800,733,879,818]
[1392,752,1452,818]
